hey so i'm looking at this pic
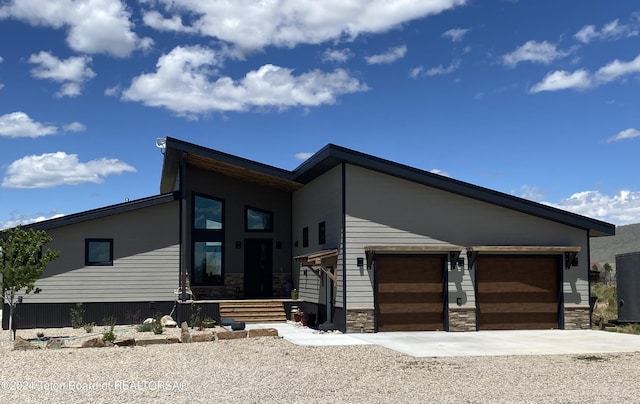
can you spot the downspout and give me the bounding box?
[341,162,348,332]
[179,152,188,302]
[587,229,592,329]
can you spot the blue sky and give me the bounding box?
[1,0,639,230]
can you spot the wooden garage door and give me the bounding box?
[477,256,559,330]
[375,255,444,332]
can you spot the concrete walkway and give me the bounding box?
[246,323,640,358]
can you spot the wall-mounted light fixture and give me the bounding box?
[457,258,465,269]
[456,297,462,306]
[235,241,242,249]
[357,257,364,268]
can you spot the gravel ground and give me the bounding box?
[1,325,639,403]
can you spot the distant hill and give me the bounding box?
[590,223,640,268]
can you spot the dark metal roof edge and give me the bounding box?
[20,192,179,231]
[295,144,615,236]
[165,137,296,181]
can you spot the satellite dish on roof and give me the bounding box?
[155,137,167,149]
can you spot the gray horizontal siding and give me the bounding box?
[21,245,180,303]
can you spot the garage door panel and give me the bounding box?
[378,312,444,331]
[378,302,445,314]
[477,256,559,330]
[375,255,444,332]
[479,313,558,330]
[479,292,558,304]
[377,282,443,294]
[478,282,557,294]
[479,302,558,313]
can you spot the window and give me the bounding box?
[302,227,309,248]
[85,239,113,266]
[194,194,223,230]
[318,221,326,245]
[192,194,224,285]
[245,207,273,232]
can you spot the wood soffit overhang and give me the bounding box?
[186,153,303,192]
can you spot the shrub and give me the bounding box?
[70,303,85,329]
[83,322,95,333]
[137,322,154,332]
[189,303,203,329]
[102,315,117,343]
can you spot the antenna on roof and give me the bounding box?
[156,137,167,155]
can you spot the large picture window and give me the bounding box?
[192,194,224,285]
[85,239,113,266]
[245,207,273,232]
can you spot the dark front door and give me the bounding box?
[244,239,273,298]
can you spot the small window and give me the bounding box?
[245,207,273,232]
[302,227,309,248]
[318,221,326,245]
[85,239,113,266]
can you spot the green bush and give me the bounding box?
[102,315,117,343]
[70,303,85,329]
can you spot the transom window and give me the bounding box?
[245,207,273,232]
[192,193,224,286]
[194,194,223,230]
[85,239,113,266]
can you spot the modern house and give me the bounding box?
[3,137,615,332]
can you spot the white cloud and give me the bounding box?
[514,185,546,202]
[0,112,57,138]
[365,45,407,65]
[425,59,461,76]
[0,55,3,62]
[575,19,638,43]
[63,122,86,132]
[322,48,352,63]
[2,152,136,189]
[121,46,368,117]
[409,66,424,79]
[28,51,95,97]
[1,212,65,230]
[442,28,469,42]
[607,128,640,143]
[429,169,451,177]
[141,0,466,53]
[295,152,314,161]
[529,69,591,93]
[595,54,640,84]
[548,190,640,225]
[0,0,151,57]
[530,53,640,93]
[503,40,569,67]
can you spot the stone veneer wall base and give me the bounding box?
[346,309,374,333]
[564,306,591,330]
[448,306,477,332]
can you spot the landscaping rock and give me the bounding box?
[161,315,177,327]
[248,328,279,338]
[181,328,192,343]
[81,337,105,348]
[217,330,247,340]
[114,338,136,347]
[45,338,64,349]
[13,336,41,351]
[136,339,167,346]
[192,333,214,343]
[166,337,181,344]
[143,317,154,324]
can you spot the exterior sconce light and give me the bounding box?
[456,297,462,306]
[235,241,242,249]
[357,257,364,268]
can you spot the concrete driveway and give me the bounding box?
[246,323,640,358]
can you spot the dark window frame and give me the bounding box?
[245,206,274,232]
[318,221,326,245]
[85,238,113,266]
[302,227,309,248]
[191,193,225,286]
